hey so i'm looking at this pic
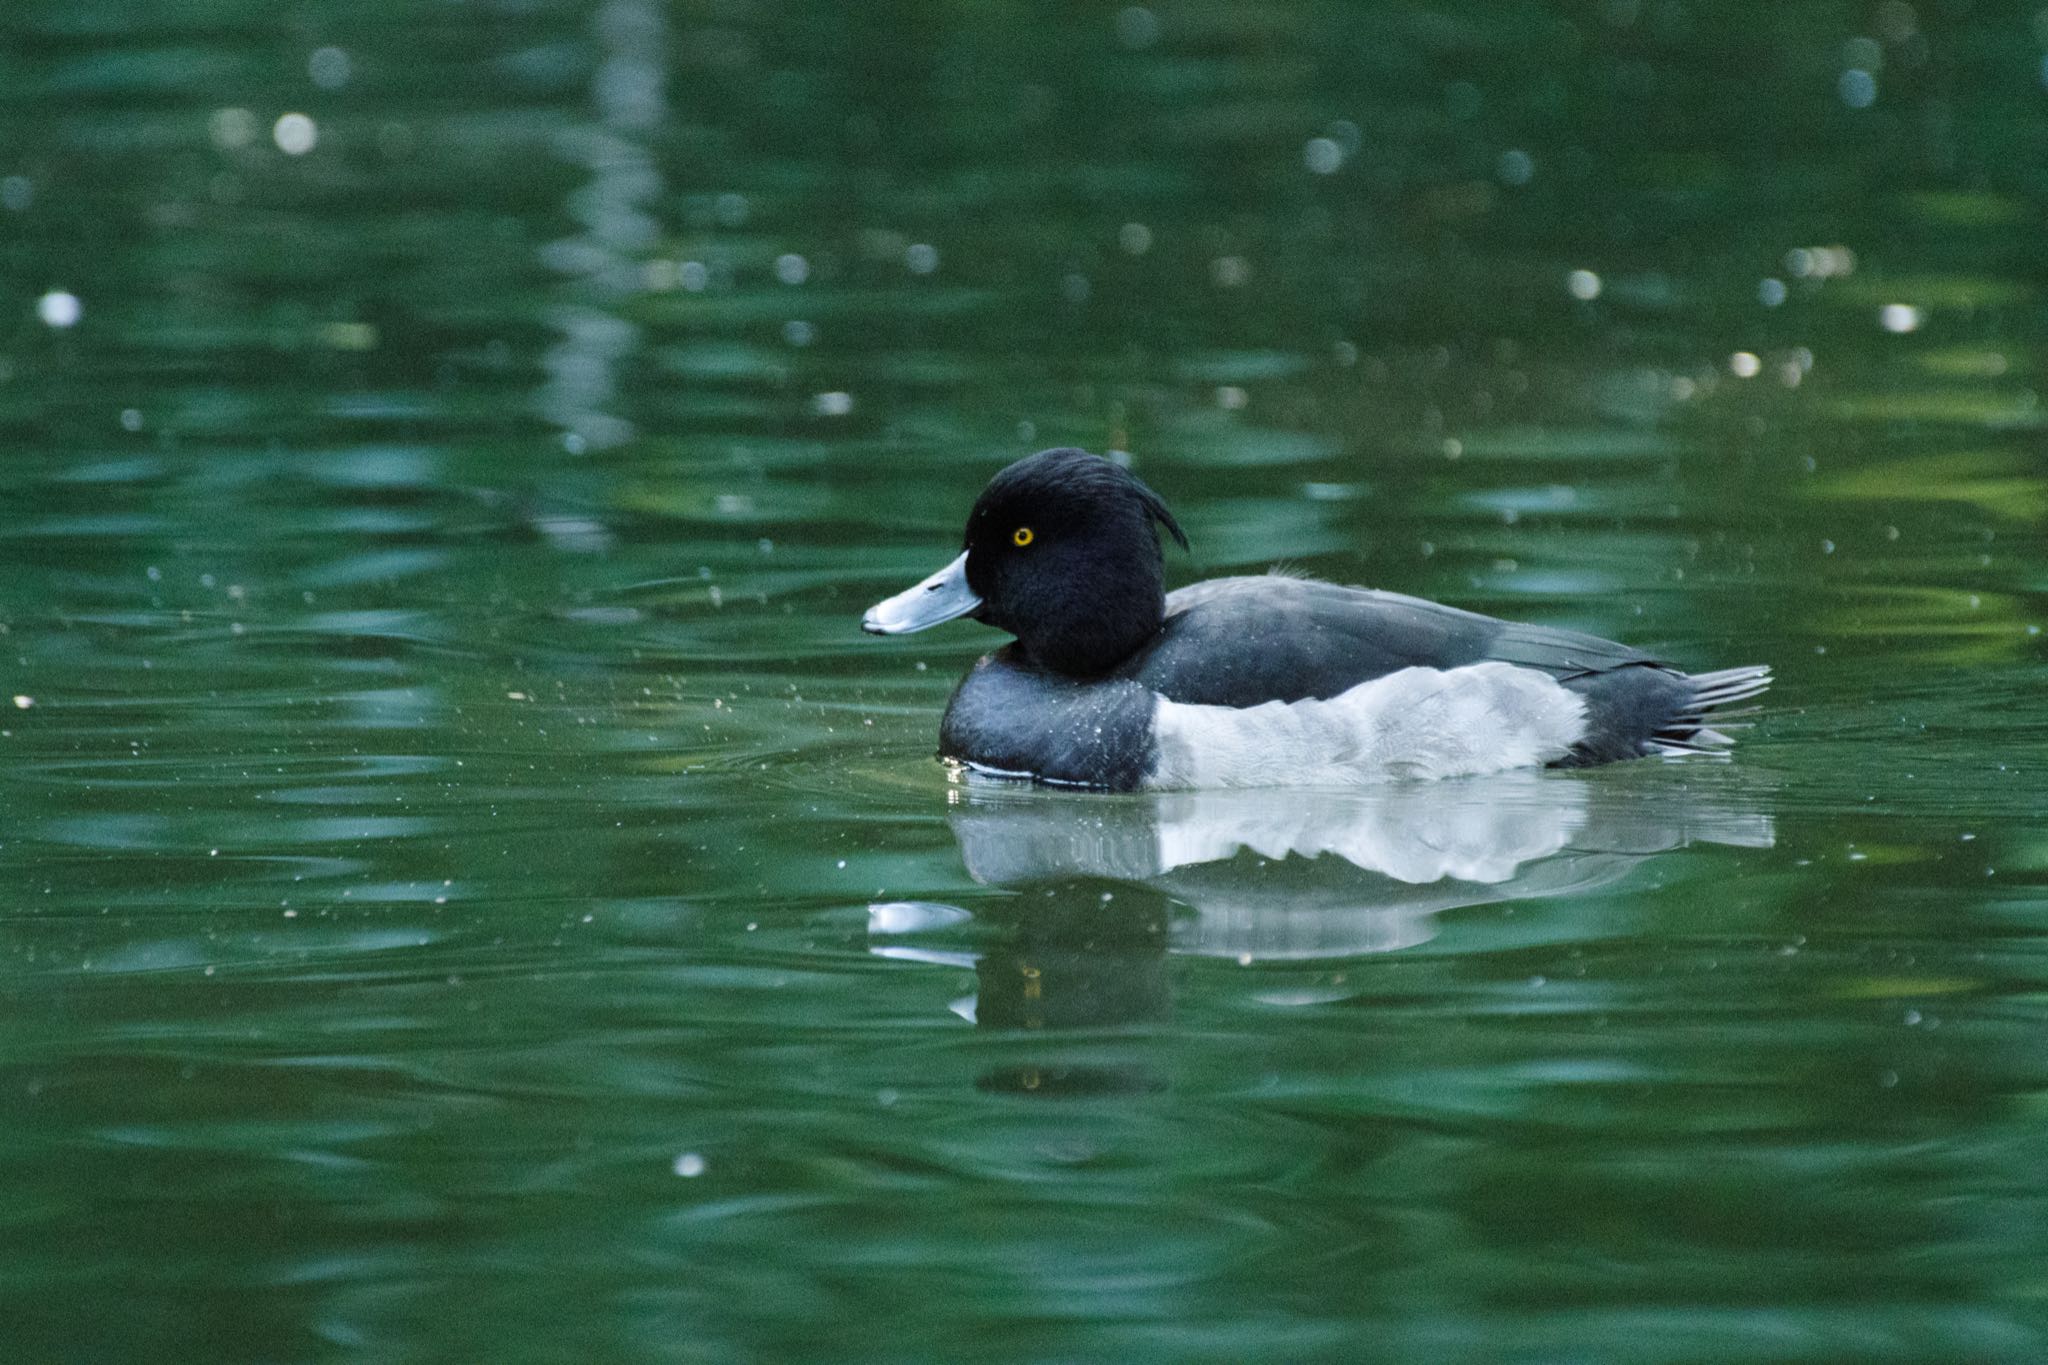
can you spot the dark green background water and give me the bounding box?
[5,1,2047,1360]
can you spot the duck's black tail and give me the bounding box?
[1554,661,1772,766]
[1650,664,1773,754]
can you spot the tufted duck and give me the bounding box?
[863,447,1770,789]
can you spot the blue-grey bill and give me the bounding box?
[862,551,982,634]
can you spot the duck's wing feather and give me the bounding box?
[1127,575,1658,707]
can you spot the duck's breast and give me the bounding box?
[939,647,1158,788]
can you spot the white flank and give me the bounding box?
[1147,662,1586,789]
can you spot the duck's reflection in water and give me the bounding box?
[870,770,1773,1094]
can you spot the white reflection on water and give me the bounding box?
[960,771,1770,959]
[537,0,665,453]
[874,770,1774,985]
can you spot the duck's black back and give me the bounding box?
[1114,575,1660,707]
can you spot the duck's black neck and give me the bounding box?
[1011,538,1164,677]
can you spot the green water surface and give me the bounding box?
[4,1,2047,1360]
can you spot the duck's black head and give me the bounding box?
[862,447,1189,676]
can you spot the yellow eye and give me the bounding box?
[1012,526,1034,547]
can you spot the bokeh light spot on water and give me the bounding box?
[782,319,815,347]
[320,321,377,351]
[308,46,351,89]
[1446,80,1481,119]
[1114,6,1160,49]
[1842,36,1884,73]
[1061,272,1091,303]
[209,107,257,149]
[1216,385,1248,410]
[1211,256,1249,288]
[1497,149,1535,185]
[1304,137,1344,174]
[904,242,938,274]
[774,253,809,285]
[1838,69,1877,109]
[672,1153,707,1178]
[1758,277,1788,307]
[1566,269,1601,301]
[1118,222,1152,255]
[1,175,32,212]
[120,408,143,432]
[1785,244,1855,279]
[37,290,81,328]
[679,260,708,291]
[273,113,319,155]
[1881,303,1923,333]
[812,391,853,416]
[1729,351,1762,378]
